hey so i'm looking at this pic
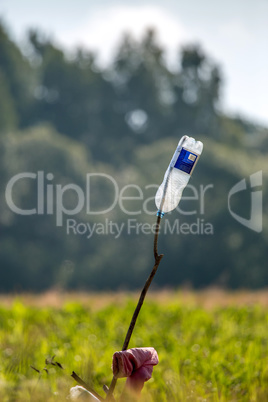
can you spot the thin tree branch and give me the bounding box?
[106,215,163,399]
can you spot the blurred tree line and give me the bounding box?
[0,21,267,291]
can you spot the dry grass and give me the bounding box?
[0,288,268,310]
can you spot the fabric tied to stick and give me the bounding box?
[112,347,159,393]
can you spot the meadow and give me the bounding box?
[0,290,268,401]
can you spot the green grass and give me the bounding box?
[0,293,268,401]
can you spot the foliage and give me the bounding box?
[0,295,268,401]
[0,22,34,128]
[0,21,267,291]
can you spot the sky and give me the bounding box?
[1,0,267,126]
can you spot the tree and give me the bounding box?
[0,21,34,128]
[172,45,222,135]
[28,31,117,161]
[0,68,17,131]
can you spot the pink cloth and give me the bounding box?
[112,347,159,393]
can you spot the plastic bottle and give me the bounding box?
[155,136,203,217]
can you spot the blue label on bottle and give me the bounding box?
[174,148,198,174]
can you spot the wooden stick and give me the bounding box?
[106,215,164,399]
[71,371,105,401]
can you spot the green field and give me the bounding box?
[1,291,268,401]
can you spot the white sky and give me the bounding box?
[1,0,268,126]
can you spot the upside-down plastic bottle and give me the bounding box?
[155,136,203,217]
